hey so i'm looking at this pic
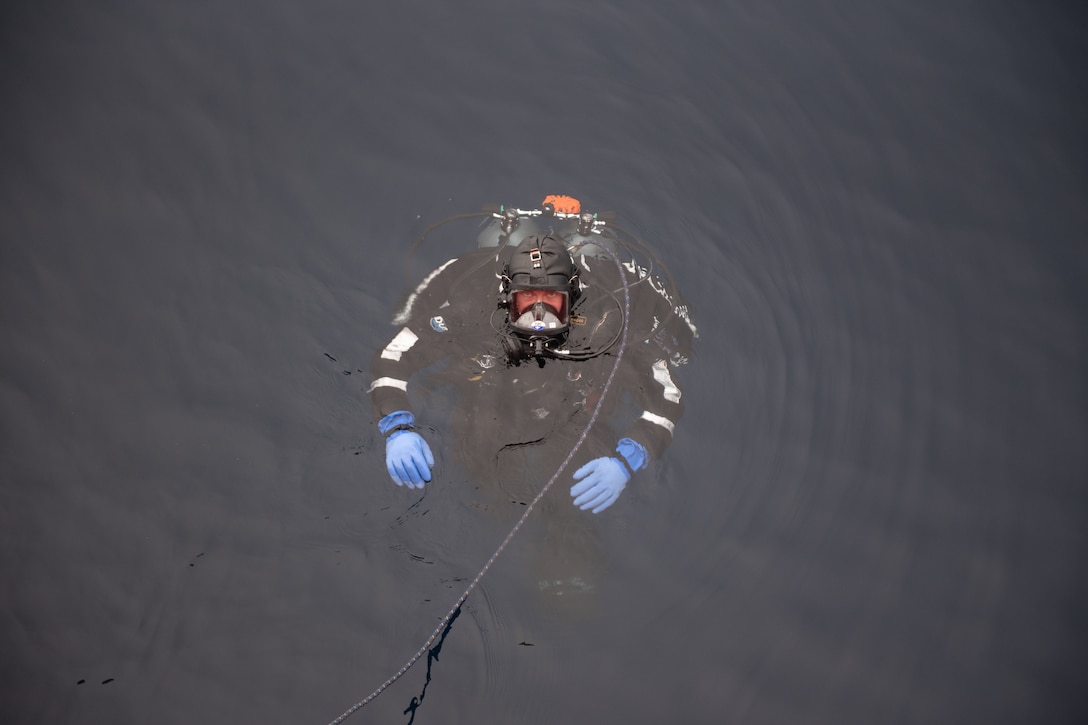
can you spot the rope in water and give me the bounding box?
[325,246,633,724]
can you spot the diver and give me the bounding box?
[366,200,696,514]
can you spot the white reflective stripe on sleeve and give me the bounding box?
[640,410,675,434]
[381,327,419,361]
[392,259,458,324]
[367,377,408,393]
[652,359,681,404]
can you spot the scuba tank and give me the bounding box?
[477,206,542,248]
[554,211,618,259]
[479,200,617,258]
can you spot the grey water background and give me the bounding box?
[2,1,1086,723]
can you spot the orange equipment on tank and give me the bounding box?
[541,195,581,214]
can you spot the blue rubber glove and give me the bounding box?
[385,430,434,488]
[571,457,630,513]
[570,439,648,514]
[616,438,648,472]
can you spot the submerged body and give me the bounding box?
[367,205,696,516]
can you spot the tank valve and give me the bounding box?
[500,207,520,234]
[577,211,596,236]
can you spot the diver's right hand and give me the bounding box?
[385,431,434,489]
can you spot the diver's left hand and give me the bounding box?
[570,457,630,514]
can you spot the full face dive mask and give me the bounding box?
[499,235,580,362]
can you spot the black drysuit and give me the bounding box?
[367,245,696,494]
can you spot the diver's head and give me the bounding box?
[500,235,580,356]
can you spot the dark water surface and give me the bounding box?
[2,2,1086,723]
